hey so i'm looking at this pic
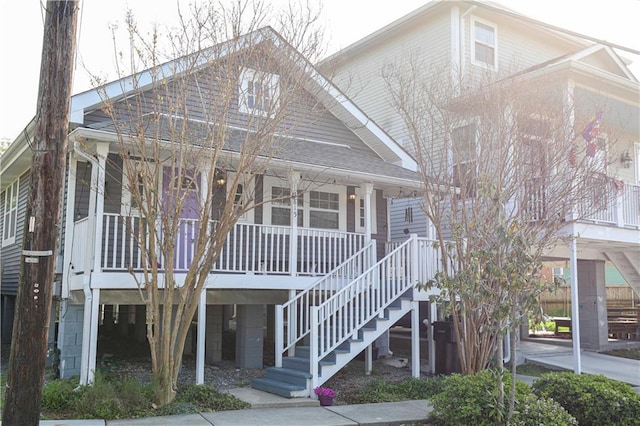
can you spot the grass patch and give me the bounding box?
[346,376,447,404]
[515,363,560,377]
[601,348,640,360]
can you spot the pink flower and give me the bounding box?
[314,386,335,398]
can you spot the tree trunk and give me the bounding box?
[2,2,78,425]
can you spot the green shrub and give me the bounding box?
[511,394,577,426]
[72,372,154,419]
[42,378,80,412]
[532,372,640,426]
[429,370,531,426]
[396,376,447,399]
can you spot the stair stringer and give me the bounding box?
[604,251,640,296]
[314,297,413,387]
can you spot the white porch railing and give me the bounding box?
[275,241,376,366]
[72,213,366,275]
[582,183,640,228]
[309,237,414,389]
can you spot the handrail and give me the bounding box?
[275,241,375,367]
[310,237,414,386]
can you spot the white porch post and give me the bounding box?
[410,234,420,378]
[88,288,100,384]
[615,192,625,227]
[569,237,582,374]
[196,289,206,384]
[61,153,77,299]
[364,183,373,243]
[289,171,301,277]
[92,144,109,273]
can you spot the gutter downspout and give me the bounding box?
[73,142,99,385]
[459,5,477,86]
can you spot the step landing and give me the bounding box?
[226,387,319,408]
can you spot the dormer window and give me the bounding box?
[238,68,279,115]
[471,17,497,70]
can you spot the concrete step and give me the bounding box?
[250,377,308,398]
[264,366,311,387]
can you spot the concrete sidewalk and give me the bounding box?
[520,339,640,388]
[37,399,433,426]
[27,340,640,425]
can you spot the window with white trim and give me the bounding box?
[309,190,340,229]
[271,186,303,226]
[121,160,149,216]
[238,68,279,115]
[471,17,497,70]
[451,123,477,197]
[2,179,19,246]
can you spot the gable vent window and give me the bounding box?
[238,68,279,116]
[471,17,497,70]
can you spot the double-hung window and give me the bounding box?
[238,68,279,116]
[309,190,339,229]
[471,17,497,70]
[451,123,477,197]
[271,186,303,226]
[2,179,19,246]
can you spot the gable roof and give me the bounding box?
[322,0,639,81]
[70,26,416,171]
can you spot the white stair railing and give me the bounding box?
[275,241,376,367]
[310,237,415,388]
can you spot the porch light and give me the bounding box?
[621,151,632,168]
[216,177,227,186]
[348,193,357,201]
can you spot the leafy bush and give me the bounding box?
[429,370,531,426]
[71,372,154,419]
[532,372,640,426]
[510,394,577,426]
[41,377,80,412]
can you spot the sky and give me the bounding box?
[0,0,639,142]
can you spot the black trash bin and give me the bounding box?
[432,321,461,375]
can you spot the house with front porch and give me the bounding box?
[0,26,446,398]
[324,0,640,351]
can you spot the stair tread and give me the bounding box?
[252,377,306,391]
[266,367,312,378]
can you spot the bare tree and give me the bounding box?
[383,60,622,422]
[83,0,327,405]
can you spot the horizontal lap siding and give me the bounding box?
[1,172,30,296]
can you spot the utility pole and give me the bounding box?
[3,2,79,425]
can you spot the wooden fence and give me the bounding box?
[539,286,638,317]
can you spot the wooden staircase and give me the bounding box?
[252,237,438,398]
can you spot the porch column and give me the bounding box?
[206,305,224,363]
[92,143,109,273]
[577,259,608,350]
[61,153,78,299]
[429,302,438,374]
[88,288,100,384]
[364,183,373,243]
[289,171,301,277]
[569,238,582,374]
[235,304,265,368]
[196,289,206,384]
[411,300,420,378]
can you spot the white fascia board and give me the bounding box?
[69,29,269,125]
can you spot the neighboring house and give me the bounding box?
[325,0,639,350]
[0,27,442,398]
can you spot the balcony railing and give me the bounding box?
[71,213,366,276]
[581,182,640,228]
